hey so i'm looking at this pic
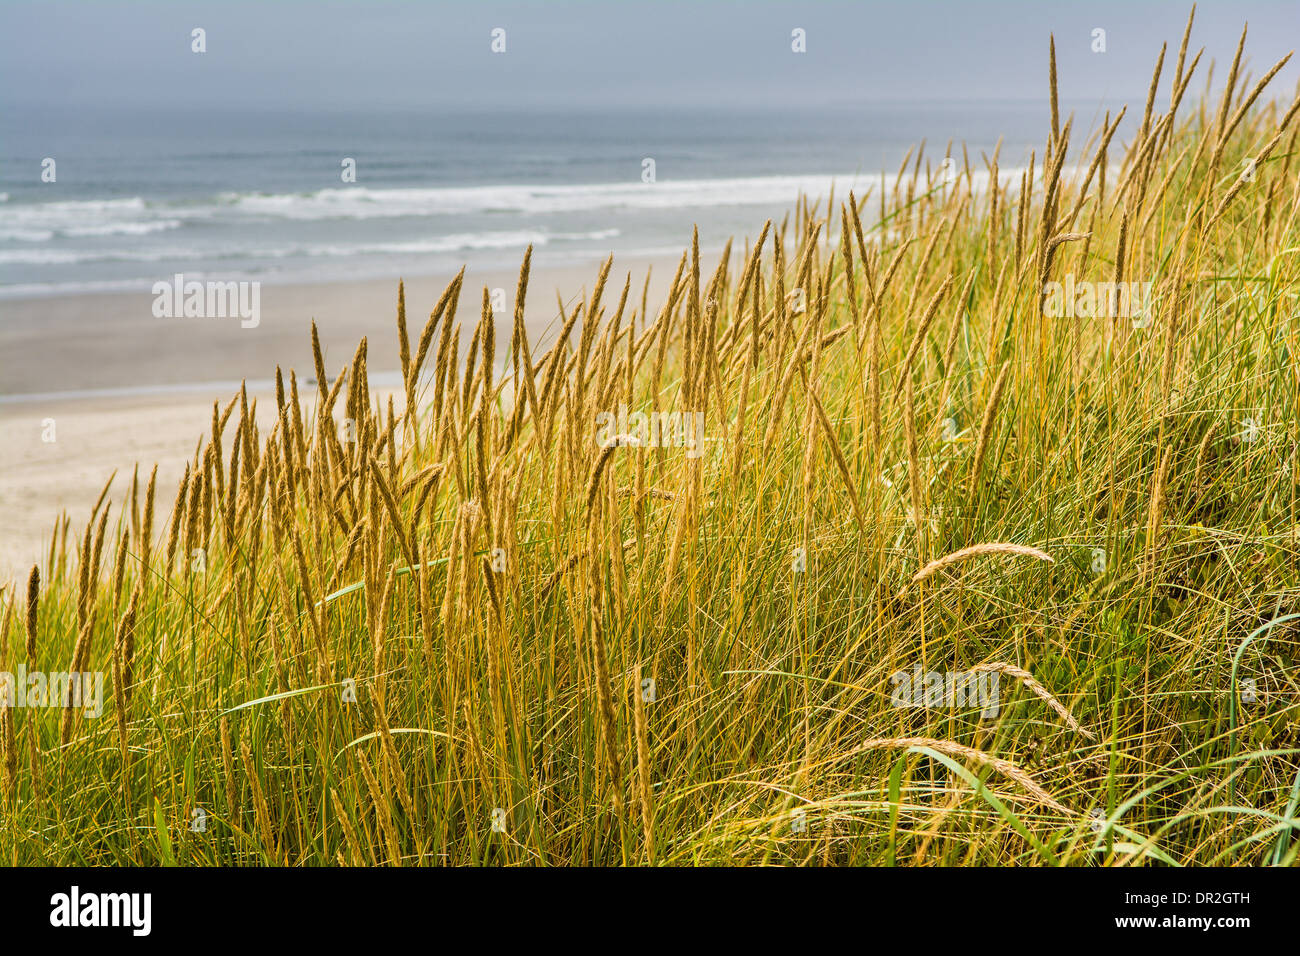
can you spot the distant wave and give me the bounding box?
[0,166,1055,299]
[0,278,156,298]
[287,228,621,258]
[64,219,185,238]
[1,196,151,226]
[0,196,196,245]
[0,227,620,267]
[213,175,879,220]
[0,173,888,240]
[0,219,183,242]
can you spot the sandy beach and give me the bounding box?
[0,253,680,580]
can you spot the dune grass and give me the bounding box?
[3,12,1300,865]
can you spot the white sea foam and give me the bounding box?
[1,173,877,238]
[2,164,1072,298]
[0,227,622,268]
[0,166,1059,239]
[215,175,873,219]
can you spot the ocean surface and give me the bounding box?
[0,102,1067,299]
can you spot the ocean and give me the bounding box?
[0,101,1062,299]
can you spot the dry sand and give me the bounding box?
[0,253,681,581]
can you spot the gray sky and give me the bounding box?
[1,1,1297,111]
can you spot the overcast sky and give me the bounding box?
[1,1,1297,112]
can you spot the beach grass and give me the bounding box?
[3,11,1300,865]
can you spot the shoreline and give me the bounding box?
[0,252,682,397]
[0,253,682,580]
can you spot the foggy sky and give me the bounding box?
[1,1,1297,113]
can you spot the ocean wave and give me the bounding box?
[62,219,184,238]
[0,219,181,241]
[0,278,158,299]
[286,228,620,258]
[0,173,886,239]
[215,175,881,220]
[0,168,1059,246]
[0,196,148,221]
[0,196,185,241]
[0,227,56,242]
[0,227,621,266]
